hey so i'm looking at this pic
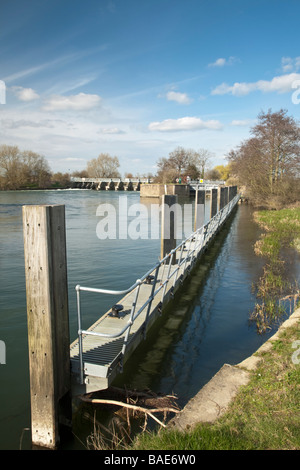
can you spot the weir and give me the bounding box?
[22,185,238,448]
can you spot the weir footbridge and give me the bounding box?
[71,177,225,193]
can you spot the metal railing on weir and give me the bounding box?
[74,193,240,384]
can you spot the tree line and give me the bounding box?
[0,145,52,190]
[0,145,225,190]
[1,108,299,208]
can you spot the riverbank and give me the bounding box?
[130,307,300,450]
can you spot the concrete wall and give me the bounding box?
[140,183,190,198]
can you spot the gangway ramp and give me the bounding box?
[70,194,240,395]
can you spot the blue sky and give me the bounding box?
[1,0,300,176]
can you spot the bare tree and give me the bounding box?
[86,153,121,178]
[0,145,51,189]
[228,109,300,207]
[190,148,214,179]
[155,146,214,182]
[168,147,190,176]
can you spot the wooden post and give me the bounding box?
[229,185,237,200]
[161,195,177,263]
[210,188,218,218]
[23,205,71,449]
[194,189,205,231]
[224,186,229,205]
[220,187,226,210]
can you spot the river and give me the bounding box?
[0,189,278,449]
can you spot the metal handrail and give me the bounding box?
[74,194,240,384]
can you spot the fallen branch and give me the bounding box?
[79,395,180,415]
[79,395,180,429]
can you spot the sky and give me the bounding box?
[1,0,300,176]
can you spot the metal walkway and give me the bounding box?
[70,194,240,394]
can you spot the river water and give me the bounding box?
[0,189,278,449]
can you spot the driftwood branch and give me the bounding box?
[79,392,180,428]
[79,395,180,415]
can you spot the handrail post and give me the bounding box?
[173,243,184,287]
[143,263,160,338]
[121,280,141,362]
[76,285,84,385]
[161,250,175,303]
[182,236,193,274]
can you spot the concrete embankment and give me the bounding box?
[169,307,300,431]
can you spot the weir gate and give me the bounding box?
[22,185,238,448]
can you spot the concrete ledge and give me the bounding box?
[169,307,300,431]
[169,364,250,430]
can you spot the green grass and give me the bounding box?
[254,207,300,260]
[131,323,300,450]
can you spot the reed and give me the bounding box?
[250,207,300,334]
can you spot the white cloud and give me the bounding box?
[11,86,40,101]
[42,92,102,111]
[211,72,300,96]
[281,56,300,73]
[208,56,237,67]
[148,116,223,132]
[166,91,192,104]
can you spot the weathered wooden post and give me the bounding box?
[224,186,229,206]
[194,188,205,231]
[219,186,226,210]
[210,188,218,218]
[23,204,71,449]
[229,185,237,201]
[217,187,222,212]
[161,195,177,263]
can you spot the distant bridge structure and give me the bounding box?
[188,180,225,194]
[70,177,151,191]
[70,177,225,193]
